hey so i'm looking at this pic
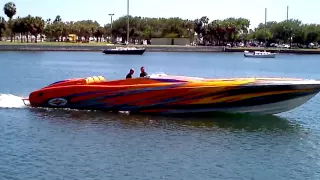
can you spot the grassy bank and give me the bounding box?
[225,47,320,54]
[0,42,225,52]
[1,42,320,54]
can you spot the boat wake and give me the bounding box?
[0,94,27,109]
[0,94,130,114]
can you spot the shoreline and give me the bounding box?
[0,43,225,52]
[225,47,320,54]
[0,43,320,54]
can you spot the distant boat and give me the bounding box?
[244,8,275,58]
[102,0,146,55]
[244,50,276,58]
[102,46,146,55]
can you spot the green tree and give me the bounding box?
[252,29,272,42]
[5,4,320,47]
[0,17,6,40]
[3,1,16,41]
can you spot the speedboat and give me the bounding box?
[102,46,146,55]
[22,73,320,115]
[244,50,276,58]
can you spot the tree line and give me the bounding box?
[1,1,320,47]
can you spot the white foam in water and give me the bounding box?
[148,72,167,78]
[0,94,27,108]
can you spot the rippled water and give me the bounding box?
[0,51,320,180]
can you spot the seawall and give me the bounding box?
[0,44,225,52]
[225,47,320,54]
[1,44,319,54]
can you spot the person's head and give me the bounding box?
[129,68,134,74]
[140,66,145,72]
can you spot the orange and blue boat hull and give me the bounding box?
[25,75,320,115]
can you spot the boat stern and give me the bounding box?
[22,97,31,106]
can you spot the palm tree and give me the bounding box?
[0,17,6,41]
[24,15,33,42]
[46,18,51,25]
[53,15,61,23]
[11,18,21,41]
[33,16,45,42]
[3,2,16,41]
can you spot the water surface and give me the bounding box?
[0,51,319,180]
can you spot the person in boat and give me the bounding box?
[126,68,134,79]
[140,66,148,78]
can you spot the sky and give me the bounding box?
[0,0,318,29]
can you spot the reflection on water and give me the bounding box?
[28,108,302,133]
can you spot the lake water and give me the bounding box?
[0,51,320,180]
